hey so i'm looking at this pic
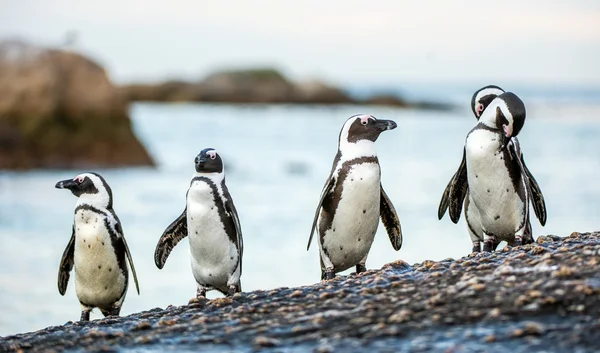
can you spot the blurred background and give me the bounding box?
[1,0,599,337]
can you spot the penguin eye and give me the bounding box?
[361,119,369,126]
[74,176,84,184]
[210,154,216,160]
[476,103,485,114]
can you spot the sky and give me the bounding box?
[1,0,599,87]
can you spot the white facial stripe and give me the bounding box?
[475,87,505,109]
[479,98,514,129]
[338,115,378,160]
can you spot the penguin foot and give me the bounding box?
[80,310,91,322]
[325,269,335,280]
[482,239,494,252]
[196,287,207,299]
[227,285,239,297]
[100,307,121,318]
[513,236,522,247]
[471,241,481,253]
[355,264,367,274]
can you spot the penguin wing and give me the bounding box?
[154,208,188,269]
[447,148,469,224]
[224,190,243,274]
[520,154,547,226]
[57,226,75,296]
[438,171,457,220]
[307,176,335,251]
[380,184,402,251]
[119,229,141,295]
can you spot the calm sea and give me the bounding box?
[1,96,599,336]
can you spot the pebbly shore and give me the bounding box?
[2,231,599,352]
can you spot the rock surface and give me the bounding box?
[119,68,451,109]
[0,40,154,169]
[2,231,599,352]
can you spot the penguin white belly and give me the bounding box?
[73,210,125,307]
[187,181,238,291]
[324,162,381,272]
[466,130,526,240]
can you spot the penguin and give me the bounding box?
[55,172,140,321]
[154,148,243,298]
[440,92,538,252]
[438,86,547,252]
[307,114,402,280]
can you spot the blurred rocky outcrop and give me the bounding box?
[119,68,426,107]
[0,40,153,169]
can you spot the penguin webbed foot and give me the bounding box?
[322,269,335,281]
[513,236,523,247]
[482,239,494,252]
[80,310,91,322]
[355,264,367,275]
[227,284,241,297]
[196,286,207,299]
[471,241,481,253]
[100,307,121,318]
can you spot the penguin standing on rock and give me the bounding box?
[438,86,546,253]
[307,114,403,280]
[155,148,243,298]
[439,92,542,252]
[55,172,140,321]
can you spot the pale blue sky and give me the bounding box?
[1,0,599,86]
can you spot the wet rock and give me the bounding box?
[2,232,600,352]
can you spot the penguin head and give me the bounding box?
[55,172,113,208]
[194,148,223,174]
[471,85,505,119]
[480,92,526,148]
[339,114,397,152]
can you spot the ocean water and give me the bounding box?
[1,99,599,337]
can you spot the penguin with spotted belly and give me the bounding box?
[55,172,140,321]
[155,148,243,298]
[307,114,403,280]
[438,86,547,253]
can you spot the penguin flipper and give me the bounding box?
[154,208,188,269]
[438,172,456,220]
[380,184,402,251]
[225,198,243,275]
[121,234,140,295]
[520,154,547,226]
[307,177,335,251]
[58,226,75,296]
[447,148,469,224]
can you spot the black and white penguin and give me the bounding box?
[55,172,140,321]
[307,114,402,280]
[154,148,243,298]
[438,86,547,252]
[440,92,540,252]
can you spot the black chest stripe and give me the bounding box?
[191,177,238,247]
[318,156,379,244]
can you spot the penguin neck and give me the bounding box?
[194,171,225,184]
[338,139,377,161]
[76,192,111,210]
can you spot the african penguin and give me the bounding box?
[447,92,536,251]
[307,114,402,280]
[55,172,140,322]
[154,148,243,298]
[438,86,546,253]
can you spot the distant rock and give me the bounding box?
[0,40,153,169]
[119,68,450,109]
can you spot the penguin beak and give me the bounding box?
[374,119,397,132]
[55,179,77,190]
[500,124,513,150]
[195,155,207,171]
